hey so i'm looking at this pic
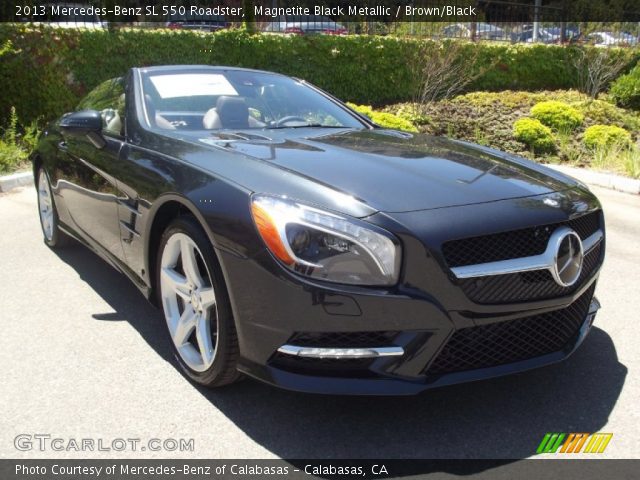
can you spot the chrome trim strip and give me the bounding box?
[451,229,603,279]
[582,229,604,253]
[588,296,601,316]
[119,220,140,237]
[117,199,142,216]
[277,345,404,358]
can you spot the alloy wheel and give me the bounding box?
[160,232,218,372]
[38,170,54,241]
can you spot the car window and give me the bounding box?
[77,77,126,137]
[140,70,363,131]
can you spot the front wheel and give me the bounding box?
[36,168,71,248]
[156,216,241,387]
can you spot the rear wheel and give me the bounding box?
[36,168,71,248]
[156,216,241,387]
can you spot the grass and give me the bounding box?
[556,129,586,167]
[591,144,640,179]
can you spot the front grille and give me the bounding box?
[426,284,595,375]
[287,331,399,348]
[458,242,602,304]
[442,211,601,268]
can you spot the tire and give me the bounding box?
[156,216,241,387]
[36,167,71,248]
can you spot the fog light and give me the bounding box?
[277,345,404,358]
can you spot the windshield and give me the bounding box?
[140,69,364,131]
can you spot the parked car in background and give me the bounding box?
[262,15,348,35]
[585,31,638,47]
[511,26,581,44]
[511,27,555,44]
[442,22,506,40]
[166,13,228,31]
[618,32,639,46]
[543,26,581,43]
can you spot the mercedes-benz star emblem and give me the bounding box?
[551,230,584,287]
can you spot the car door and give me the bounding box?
[56,78,127,262]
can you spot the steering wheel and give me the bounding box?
[275,116,308,127]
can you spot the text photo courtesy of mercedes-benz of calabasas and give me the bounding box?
[32,66,604,395]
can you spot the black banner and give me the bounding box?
[1,1,640,23]
[2,459,640,480]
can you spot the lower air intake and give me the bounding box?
[427,284,595,375]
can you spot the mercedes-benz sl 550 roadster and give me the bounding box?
[31,66,604,394]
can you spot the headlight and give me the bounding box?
[250,195,401,286]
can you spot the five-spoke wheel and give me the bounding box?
[157,217,240,386]
[36,168,70,247]
[160,232,218,372]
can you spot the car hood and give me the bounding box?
[182,129,573,213]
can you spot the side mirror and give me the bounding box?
[60,110,102,136]
[60,110,105,149]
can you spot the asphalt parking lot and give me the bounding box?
[0,184,638,460]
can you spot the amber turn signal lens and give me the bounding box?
[251,202,294,265]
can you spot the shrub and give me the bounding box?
[513,118,555,153]
[393,105,430,126]
[573,46,631,98]
[0,24,637,125]
[347,103,418,132]
[410,40,490,116]
[530,101,584,131]
[347,103,374,118]
[0,140,24,173]
[0,107,38,173]
[583,124,631,149]
[369,112,419,132]
[609,62,640,111]
[387,90,639,163]
[574,99,640,132]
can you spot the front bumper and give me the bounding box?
[220,246,601,396]
[214,188,604,395]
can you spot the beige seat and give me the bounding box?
[203,96,263,129]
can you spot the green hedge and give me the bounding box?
[1,24,638,125]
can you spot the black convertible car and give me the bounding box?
[32,65,604,395]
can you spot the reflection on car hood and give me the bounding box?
[183,129,573,213]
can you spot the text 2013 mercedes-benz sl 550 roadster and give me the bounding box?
[32,65,604,395]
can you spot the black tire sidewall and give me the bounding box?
[156,216,239,386]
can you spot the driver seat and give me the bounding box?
[203,96,262,129]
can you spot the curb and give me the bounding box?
[0,171,33,193]
[546,164,640,195]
